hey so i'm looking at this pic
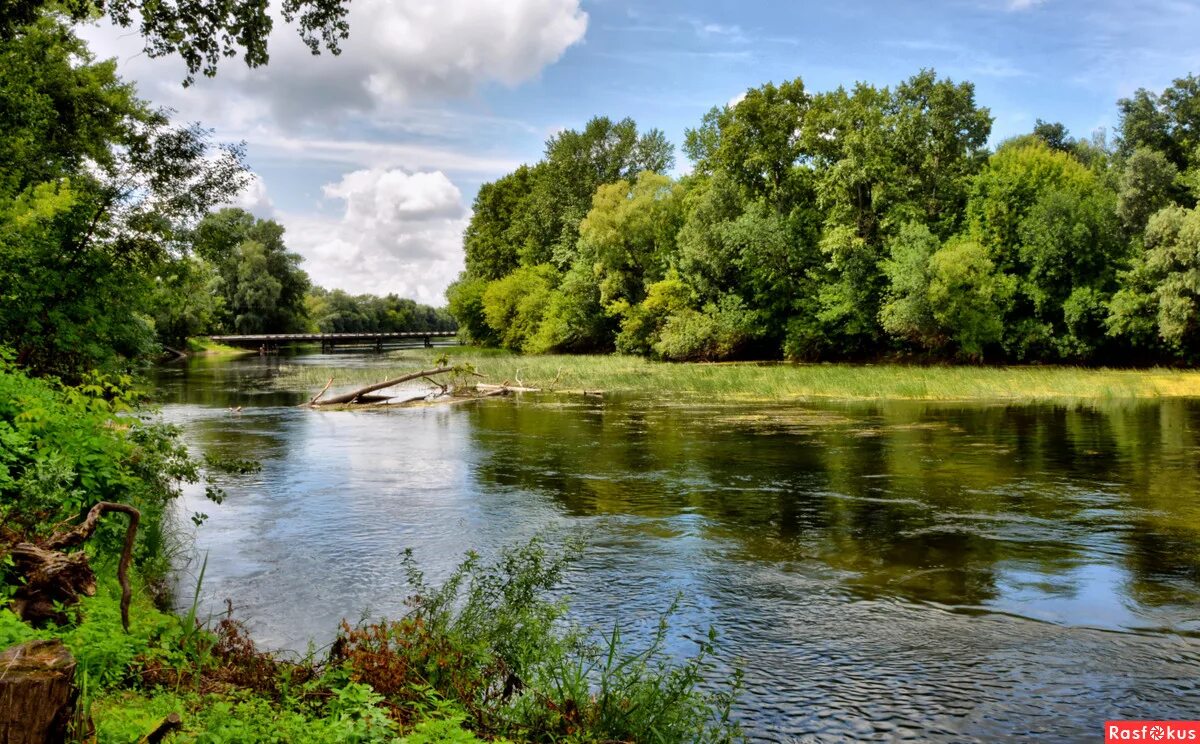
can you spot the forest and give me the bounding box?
[0,18,451,382]
[449,72,1200,365]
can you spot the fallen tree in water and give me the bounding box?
[305,364,539,408]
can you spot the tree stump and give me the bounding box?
[0,640,77,744]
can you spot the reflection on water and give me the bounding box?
[153,354,1200,741]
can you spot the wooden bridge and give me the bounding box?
[209,331,459,353]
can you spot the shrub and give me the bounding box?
[332,539,744,743]
[654,295,756,362]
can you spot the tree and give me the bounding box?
[188,208,310,334]
[926,238,1014,360]
[480,265,557,351]
[966,141,1123,359]
[1117,147,1181,233]
[148,256,222,348]
[1118,75,1200,182]
[577,172,685,313]
[1109,206,1200,356]
[1032,119,1074,152]
[0,16,245,378]
[463,166,537,280]
[879,222,943,351]
[0,0,350,85]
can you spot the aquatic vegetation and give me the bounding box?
[278,348,1200,402]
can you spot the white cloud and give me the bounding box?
[1007,0,1047,9]
[227,173,275,218]
[83,0,588,125]
[283,169,469,305]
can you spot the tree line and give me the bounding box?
[450,71,1200,364]
[0,14,451,381]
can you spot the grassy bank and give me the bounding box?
[279,348,1200,402]
[185,337,251,356]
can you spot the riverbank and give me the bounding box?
[185,337,252,356]
[278,348,1200,402]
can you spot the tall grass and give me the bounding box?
[276,348,1200,402]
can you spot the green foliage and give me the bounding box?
[654,295,757,362]
[446,276,499,347]
[333,539,743,744]
[480,265,558,352]
[306,287,455,335]
[0,0,350,87]
[927,238,1015,360]
[0,16,246,379]
[189,208,310,335]
[880,222,943,350]
[0,353,196,563]
[1108,205,1200,356]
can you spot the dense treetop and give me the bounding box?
[451,70,1200,364]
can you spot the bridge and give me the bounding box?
[209,331,459,353]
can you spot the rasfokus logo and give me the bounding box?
[1106,722,1200,742]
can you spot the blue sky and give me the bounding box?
[83,0,1200,304]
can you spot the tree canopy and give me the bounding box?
[452,69,1200,364]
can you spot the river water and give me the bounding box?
[153,353,1200,741]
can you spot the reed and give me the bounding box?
[275,349,1200,402]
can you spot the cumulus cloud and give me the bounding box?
[80,0,587,131]
[227,173,275,218]
[153,0,589,126]
[283,169,469,305]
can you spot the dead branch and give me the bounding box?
[308,377,334,406]
[311,366,480,407]
[12,502,140,632]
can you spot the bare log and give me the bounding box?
[476,384,541,393]
[12,502,140,633]
[0,640,77,744]
[312,366,478,406]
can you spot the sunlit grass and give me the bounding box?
[272,347,1200,402]
[186,337,252,356]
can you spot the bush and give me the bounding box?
[654,295,756,362]
[0,350,197,576]
[480,266,557,352]
[332,539,744,743]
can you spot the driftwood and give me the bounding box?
[476,384,541,393]
[309,366,480,407]
[9,502,140,632]
[0,640,77,744]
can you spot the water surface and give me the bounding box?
[154,353,1200,741]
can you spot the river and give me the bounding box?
[153,352,1200,741]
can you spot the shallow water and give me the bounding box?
[154,353,1200,741]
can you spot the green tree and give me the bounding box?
[463,166,537,280]
[879,222,943,351]
[0,16,245,378]
[188,208,310,334]
[148,256,223,348]
[0,0,350,85]
[926,238,1014,360]
[1108,205,1200,356]
[480,265,558,351]
[1117,147,1180,233]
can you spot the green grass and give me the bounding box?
[185,337,251,356]
[277,347,1200,402]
